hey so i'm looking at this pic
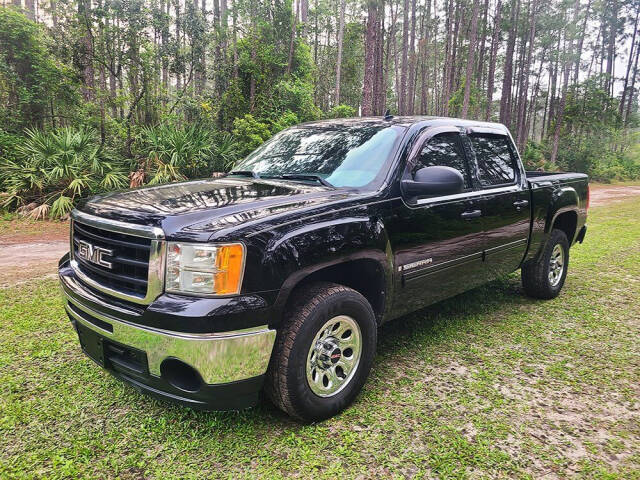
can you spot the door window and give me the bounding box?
[412,132,472,189]
[469,134,517,186]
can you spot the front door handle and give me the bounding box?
[513,200,529,211]
[461,209,482,219]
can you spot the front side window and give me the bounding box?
[413,132,472,189]
[469,134,517,186]
[231,125,404,188]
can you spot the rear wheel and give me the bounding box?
[265,282,377,422]
[522,229,570,299]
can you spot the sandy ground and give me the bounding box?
[1,183,639,288]
[588,183,640,207]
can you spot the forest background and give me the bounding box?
[1,0,639,218]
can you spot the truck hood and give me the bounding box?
[77,177,362,240]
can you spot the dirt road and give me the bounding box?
[1,183,639,287]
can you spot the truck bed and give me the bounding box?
[525,171,588,184]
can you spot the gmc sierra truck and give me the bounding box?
[58,116,588,422]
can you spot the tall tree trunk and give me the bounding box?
[399,0,409,114]
[546,28,561,137]
[419,0,431,114]
[232,0,238,79]
[362,0,378,115]
[374,3,386,114]
[516,0,539,148]
[476,0,490,89]
[51,0,58,28]
[605,0,618,96]
[620,7,639,117]
[200,0,207,95]
[78,0,95,102]
[551,3,578,163]
[161,0,169,105]
[175,0,182,90]
[485,0,502,120]
[385,0,397,113]
[449,1,461,100]
[442,0,454,114]
[334,0,346,105]
[249,3,257,110]
[24,0,35,20]
[407,0,417,114]
[551,46,570,163]
[500,0,519,126]
[286,1,297,75]
[573,0,591,85]
[462,0,480,118]
[301,0,309,37]
[625,37,640,124]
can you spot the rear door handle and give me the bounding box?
[461,209,482,219]
[513,200,529,210]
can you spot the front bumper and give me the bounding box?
[59,258,276,410]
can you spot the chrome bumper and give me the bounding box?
[62,288,276,385]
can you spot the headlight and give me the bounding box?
[165,242,245,295]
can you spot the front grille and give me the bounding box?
[72,220,152,298]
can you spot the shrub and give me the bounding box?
[210,132,240,172]
[270,110,299,134]
[135,124,214,184]
[232,114,272,158]
[0,127,128,218]
[326,104,356,119]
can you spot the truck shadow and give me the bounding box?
[159,272,542,429]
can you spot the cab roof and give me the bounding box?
[300,116,509,133]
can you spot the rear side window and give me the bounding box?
[470,134,517,186]
[413,132,471,189]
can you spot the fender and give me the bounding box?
[528,185,579,262]
[265,215,394,325]
[545,186,579,234]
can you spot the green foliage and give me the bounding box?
[447,78,484,117]
[522,141,558,171]
[135,124,216,184]
[0,8,75,131]
[217,80,250,131]
[540,78,639,182]
[0,127,128,217]
[326,104,357,119]
[0,130,21,163]
[231,114,272,158]
[210,132,241,173]
[338,23,365,110]
[269,78,321,122]
[269,110,300,134]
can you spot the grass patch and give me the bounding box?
[1,199,639,479]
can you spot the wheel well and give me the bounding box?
[552,211,578,244]
[288,259,387,323]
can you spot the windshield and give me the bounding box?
[231,124,404,188]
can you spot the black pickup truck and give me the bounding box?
[58,116,588,421]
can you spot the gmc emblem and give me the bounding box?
[77,240,114,269]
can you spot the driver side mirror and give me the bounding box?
[401,166,464,198]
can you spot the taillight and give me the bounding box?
[586,184,590,210]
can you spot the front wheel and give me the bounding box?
[265,282,377,422]
[522,229,570,299]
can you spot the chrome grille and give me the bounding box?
[73,222,151,296]
[70,210,165,304]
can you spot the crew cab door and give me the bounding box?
[387,127,485,317]
[465,129,531,278]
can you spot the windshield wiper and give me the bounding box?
[277,174,334,188]
[228,170,259,178]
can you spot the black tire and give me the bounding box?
[265,282,377,422]
[522,229,570,299]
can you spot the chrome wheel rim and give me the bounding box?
[306,315,362,397]
[548,244,565,287]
